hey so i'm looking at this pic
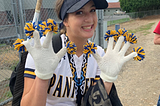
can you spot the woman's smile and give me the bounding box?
[82,24,93,31]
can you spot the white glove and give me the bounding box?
[92,36,137,82]
[22,30,67,80]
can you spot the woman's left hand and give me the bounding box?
[92,36,137,82]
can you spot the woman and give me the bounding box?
[21,0,137,105]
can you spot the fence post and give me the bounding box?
[18,0,25,39]
[103,20,107,49]
[94,24,99,45]
[115,24,120,31]
[97,10,104,48]
[11,0,20,38]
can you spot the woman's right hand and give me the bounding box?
[22,30,67,80]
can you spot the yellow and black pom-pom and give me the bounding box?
[46,18,58,33]
[117,28,128,41]
[132,46,145,61]
[104,30,119,42]
[125,33,137,44]
[66,41,77,55]
[83,42,97,58]
[39,19,58,36]
[24,22,35,39]
[117,28,128,37]
[13,38,27,52]
[39,21,48,36]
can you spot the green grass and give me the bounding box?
[0,91,12,103]
[5,91,12,98]
[9,60,19,70]
[0,43,6,46]
[107,18,130,26]
[0,45,13,53]
[5,83,9,88]
[0,79,12,103]
[128,22,155,34]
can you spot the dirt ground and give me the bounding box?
[3,15,160,106]
[109,15,160,106]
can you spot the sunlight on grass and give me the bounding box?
[128,22,155,34]
[107,18,130,26]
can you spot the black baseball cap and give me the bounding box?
[59,0,108,20]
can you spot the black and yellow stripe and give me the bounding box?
[24,68,36,79]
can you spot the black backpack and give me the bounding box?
[9,33,62,106]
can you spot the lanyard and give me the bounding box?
[64,35,88,105]
[67,53,88,87]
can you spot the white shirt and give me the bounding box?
[25,34,105,106]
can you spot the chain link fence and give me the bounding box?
[0,0,18,105]
[0,0,59,105]
[0,0,160,105]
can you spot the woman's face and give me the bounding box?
[64,0,98,41]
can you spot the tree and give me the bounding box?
[119,0,160,13]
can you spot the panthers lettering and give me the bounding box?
[62,77,73,97]
[53,75,63,97]
[47,74,56,94]
[47,73,98,98]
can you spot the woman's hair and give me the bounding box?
[55,0,67,34]
[55,0,63,20]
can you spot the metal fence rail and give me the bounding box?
[0,0,160,105]
[105,9,160,26]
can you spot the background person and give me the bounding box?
[153,21,160,106]
[154,21,160,45]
